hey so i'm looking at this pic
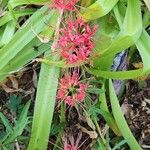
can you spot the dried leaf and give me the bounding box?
[76,124,98,139]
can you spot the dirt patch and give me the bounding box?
[123,79,150,149]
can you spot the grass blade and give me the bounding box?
[3,101,30,145]
[0,21,16,46]
[99,85,120,135]
[90,68,143,80]
[101,0,142,57]
[0,7,55,71]
[90,29,150,79]
[27,8,62,149]
[109,80,142,150]
[0,113,13,133]
[136,30,150,74]
[0,40,49,82]
[0,9,36,27]
[27,53,60,150]
[8,0,49,8]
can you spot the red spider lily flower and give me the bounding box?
[57,71,88,106]
[63,133,82,150]
[64,143,77,150]
[58,19,98,64]
[52,0,79,11]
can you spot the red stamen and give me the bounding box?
[52,0,79,11]
[57,71,88,106]
[58,19,97,64]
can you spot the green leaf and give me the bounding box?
[0,7,56,71]
[113,2,126,28]
[90,68,143,80]
[0,0,9,8]
[112,140,127,150]
[27,52,60,150]
[81,0,94,7]
[143,8,150,28]
[0,39,50,82]
[0,113,13,133]
[6,94,22,113]
[3,101,30,145]
[8,0,49,8]
[90,29,150,79]
[101,0,142,56]
[0,9,57,83]
[0,9,36,27]
[87,87,104,94]
[80,0,119,21]
[93,0,142,70]
[28,9,61,149]
[0,21,16,47]
[99,85,120,135]
[109,80,142,150]
[136,30,150,74]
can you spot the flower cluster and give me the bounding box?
[58,19,97,64]
[53,0,98,106]
[53,0,79,11]
[57,71,88,106]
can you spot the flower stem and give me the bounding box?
[93,117,106,146]
[51,9,63,53]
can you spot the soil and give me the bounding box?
[0,67,150,150]
[123,79,150,149]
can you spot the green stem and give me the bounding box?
[93,117,106,146]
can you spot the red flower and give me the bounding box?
[64,143,77,150]
[57,71,88,106]
[58,19,97,64]
[52,0,79,11]
[63,133,82,150]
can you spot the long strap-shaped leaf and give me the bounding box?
[80,0,119,21]
[0,7,55,71]
[8,0,49,8]
[136,30,150,74]
[27,9,62,150]
[93,0,142,70]
[90,0,146,79]
[89,68,143,80]
[0,9,57,83]
[99,85,120,135]
[27,54,60,150]
[0,9,36,27]
[0,39,51,82]
[90,31,150,79]
[100,0,142,57]
[0,21,16,46]
[109,80,142,150]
